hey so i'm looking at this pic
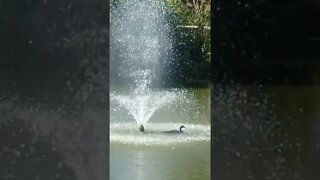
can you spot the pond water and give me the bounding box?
[110,142,210,180]
[110,88,211,180]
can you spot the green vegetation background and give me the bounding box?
[164,0,211,87]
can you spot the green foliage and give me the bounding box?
[164,0,211,61]
[164,0,210,27]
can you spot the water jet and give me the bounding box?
[110,0,210,145]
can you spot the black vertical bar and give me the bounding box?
[0,0,109,179]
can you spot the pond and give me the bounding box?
[110,88,211,180]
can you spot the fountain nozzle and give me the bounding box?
[139,124,145,132]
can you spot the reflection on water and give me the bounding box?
[110,142,210,180]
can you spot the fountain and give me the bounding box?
[110,0,210,145]
[110,0,210,179]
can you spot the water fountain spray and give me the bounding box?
[109,0,210,146]
[110,0,175,131]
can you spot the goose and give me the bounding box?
[163,125,185,134]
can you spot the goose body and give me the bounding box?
[163,125,185,134]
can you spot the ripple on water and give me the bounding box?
[110,123,211,146]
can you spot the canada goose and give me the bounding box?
[163,125,185,134]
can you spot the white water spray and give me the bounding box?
[110,0,210,145]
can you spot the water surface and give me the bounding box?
[110,88,211,180]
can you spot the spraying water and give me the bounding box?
[110,0,210,144]
[110,0,171,86]
[110,0,176,126]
